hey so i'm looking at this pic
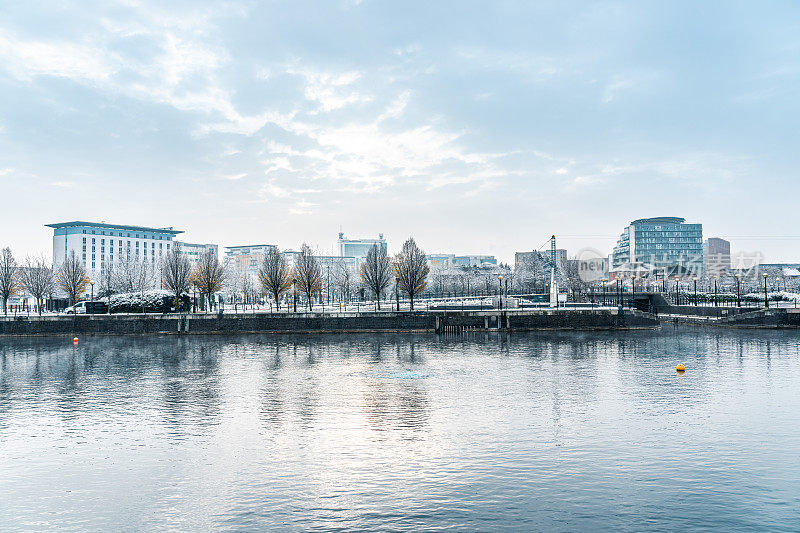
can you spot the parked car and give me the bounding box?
[63,301,108,314]
[63,303,82,315]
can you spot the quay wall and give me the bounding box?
[0,308,659,336]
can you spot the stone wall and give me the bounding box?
[0,309,659,337]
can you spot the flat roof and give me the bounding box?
[225,244,276,250]
[45,221,183,235]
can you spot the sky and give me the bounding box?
[1,0,799,263]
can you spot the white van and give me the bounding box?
[64,302,87,314]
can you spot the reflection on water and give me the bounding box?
[1,327,800,531]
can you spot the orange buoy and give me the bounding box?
[676,364,685,372]
[73,337,79,345]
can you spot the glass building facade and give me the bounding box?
[612,217,703,273]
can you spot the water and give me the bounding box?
[2,328,800,531]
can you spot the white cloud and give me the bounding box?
[287,66,372,112]
[0,29,117,84]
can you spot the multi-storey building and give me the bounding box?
[337,233,387,261]
[453,255,498,268]
[283,251,357,272]
[611,217,703,274]
[429,253,497,269]
[225,245,277,277]
[704,237,731,276]
[46,221,183,279]
[428,254,456,269]
[176,241,219,267]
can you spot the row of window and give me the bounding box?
[81,228,173,241]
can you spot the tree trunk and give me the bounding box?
[410,293,414,311]
[376,290,381,311]
[273,290,280,311]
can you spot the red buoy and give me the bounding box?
[73,337,79,345]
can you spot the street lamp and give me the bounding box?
[763,272,769,309]
[395,276,400,312]
[735,273,741,307]
[90,281,95,314]
[498,275,503,309]
[714,275,718,307]
[693,277,698,307]
[601,278,607,306]
[293,280,297,312]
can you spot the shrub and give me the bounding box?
[109,290,190,313]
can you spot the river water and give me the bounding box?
[1,328,799,531]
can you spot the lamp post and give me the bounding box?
[395,276,400,312]
[763,272,769,309]
[693,277,698,306]
[735,273,741,307]
[498,275,503,309]
[293,280,297,312]
[675,279,679,305]
[602,278,607,306]
[714,275,718,307]
[90,281,94,314]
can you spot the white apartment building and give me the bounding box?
[46,221,183,280]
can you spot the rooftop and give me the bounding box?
[630,217,686,225]
[45,221,183,235]
[225,244,276,250]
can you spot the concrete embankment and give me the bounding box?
[660,308,800,328]
[0,308,659,336]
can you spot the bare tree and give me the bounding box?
[97,263,116,299]
[293,244,322,311]
[241,272,255,309]
[191,250,224,312]
[162,243,191,312]
[0,247,20,315]
[429,265,448,298]
[21,256,54,315]
[258,248,292,311]
[223,261,242,310]
[393,237,429,311]
[360,244,392,310]
[114,256,154,294]
[333,259,355,304]
[57,251,89,306]
[515,252,549,293]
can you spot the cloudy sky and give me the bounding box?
[1,0,799,262]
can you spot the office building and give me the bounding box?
[611,217,703,274]
[704,237,731,276]
[225,245,277,276]
[337,233,387,260]
[453,255,498,268]
[176,241,219,266]
[428,254,456,269]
